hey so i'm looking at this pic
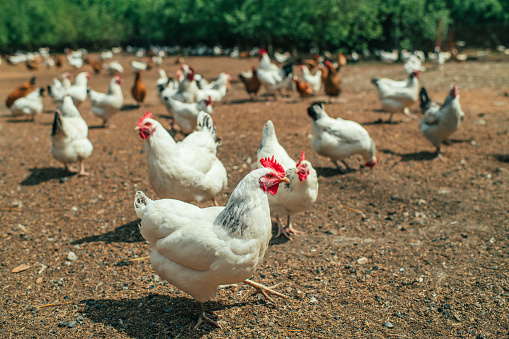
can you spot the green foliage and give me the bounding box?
[0,0,507,52]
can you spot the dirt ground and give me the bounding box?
[0,54,508,339]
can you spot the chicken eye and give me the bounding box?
[267,174,273,179]
[302,164,307,168]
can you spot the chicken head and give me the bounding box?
[259,156,289,195]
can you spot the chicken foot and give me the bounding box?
[77,160,90,176]
[403,107,419,120]
[276,216,303,240]
[65,164,78,174]
[433,147,447,162]
[243,279,288,304]
[194,301,221,329]
[332,160,352,173]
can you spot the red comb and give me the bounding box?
[296,151,306,167]
[137,111,152,127]
[260,156,285,177]
[205,96,212,105]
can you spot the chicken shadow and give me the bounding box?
[120,104,141,111]
[20,167,75,186]
[494,154,509,163]
[81,295,221,338]
[362,118,403,126]
[71,219,144,244]
[228,98,264,105]
[381,149,436,162]
[315,166,357,178]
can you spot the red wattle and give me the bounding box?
[268,183,279,195]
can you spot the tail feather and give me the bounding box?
[260,120,276,150]
[134,191,152,219]
[51,112,65,136]
[307,102,326,121]
[196,111,216,140]
[371,78,379,87]
[419,87,431,111]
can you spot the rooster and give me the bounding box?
[88,76,124,127]
[307,103,378,172]
[10,88,44,121]
[6,77,36,108]
[419,85,464,161]
[131,70,146,107]
[238,66,261,100]
[322,60,341,103]
[136,112,227,206]
[163,96,213,134]
[68,72,90,108]
[371,71,420,122]
[50,95,93,176]
[254,121,318,239]
[134,157,289,328]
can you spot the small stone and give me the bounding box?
[76,316,84,322]
[357,257,368,265]
[309,296,318,303]
[67,252,78,261]
[417,199,426,205]
[59,177,68,183]
[384,321,394,328]
[58,321,69,327]
[453,313,461,322]
[391,194,399,201]
[71,207,78,212]
[67,321,77,328]
[443,303,450,309]
[438,187,451,194]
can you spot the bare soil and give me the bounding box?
[0,55,508,338]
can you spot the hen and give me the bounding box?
[68,72,90,108]
[197,72,230,102]
[163,96,213,134]
[254,121,318,239]
[307,103,378,172]
[322,60,341,103]
[238,66,261,100]
[136,111,227,205]
[419,85,464,161]
[257,50,292,100]
[47,73,72,109]
[88,76,124,127]
[371,71,419,122]
[172,66,199,103]
[50,95,93,176]
[293,76,313,98]
[134,157,289,328]
[300,64,322,93]
[131,70,146,107]
[6,77,36,108]
[10,88,44,121]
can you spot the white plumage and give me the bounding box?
[67,72,90,108]
[88,76,124,126]
[137,112,227,205]
[307,103,378,172]
[10,88,44,121]
[163,96,213,134]
[300,64,322,92]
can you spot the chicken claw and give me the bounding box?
[276,216,304,240]
[243,279,288,304]
[195,302,221,330]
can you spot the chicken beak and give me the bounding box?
[134,126,140,131]
[294,168,300,174]
[280,177,290,184]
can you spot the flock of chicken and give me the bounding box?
[4,47,465,329]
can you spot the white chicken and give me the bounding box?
[307,103,378,172]
[67,72,90,108]
[87,76,124,127]
[66,53,83,68]
[254,121,318,240]
[197,73,230,102]
[377,50,399,63]
[300,64,322,93]
[103,61,124,75]
[163,96,213,134]
[371,71,420,122]
[130,59,151,72]
[136,111,227,205]
[257,50,292,99]
[403,54,425,75]
[172,66,200,103]
[133,157,289,328]
[50,95,93,176]
[10,88,45,121]
[419,85,464,161]
[156,69,169,87]
[47,72,72,109]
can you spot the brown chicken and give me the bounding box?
[131,70,146,107]
[293,76,313,98]
[84,57,103,74]
[6,77,36,108]
[337,52,347,69]
[302,54,321,71]
[54,54,63,68]
[25,59,40,71]
[174,54,185,65]
[322,60,341,103]
[238,66,261,100]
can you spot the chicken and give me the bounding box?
[6,77,36,108]
[54,54,64,68]
[254,121,318,239]
[131,70,146,107]
[197,72,230,102]
[156,69,169,87]
[136,111,227,205]
[300,64,322,93]
[377,49,399,63]
[274,51,291,64]
[84,57,103,74]
[133,157,289,328]
[172,66,199,103]
[47,73,72,109]
[428,47,446,70]
[87,76,124,127]
[371,71,420,122]
[163,96,213,134]
[50,95,93,176]
[130,59,153,72]
[238,66,261,100]
[68,72,90,108]
[256,50,292,100]
[66,52,83,68]
[25,58,40,71]
[104,61,124,75]
[10,88,44,121]
[301,54,321,70]
[307,103,378,172]
[293,76,313,98]
[403,54,425,75]
[419,85,464,161]
[322,60,341,103]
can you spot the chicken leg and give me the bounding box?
[403,107,419,120]
[332,160,350,174]
[276,216,303,240]
[433,146,447,162]
[78,160,90,176]
[194,301,221,329]
[243,279,288,304]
